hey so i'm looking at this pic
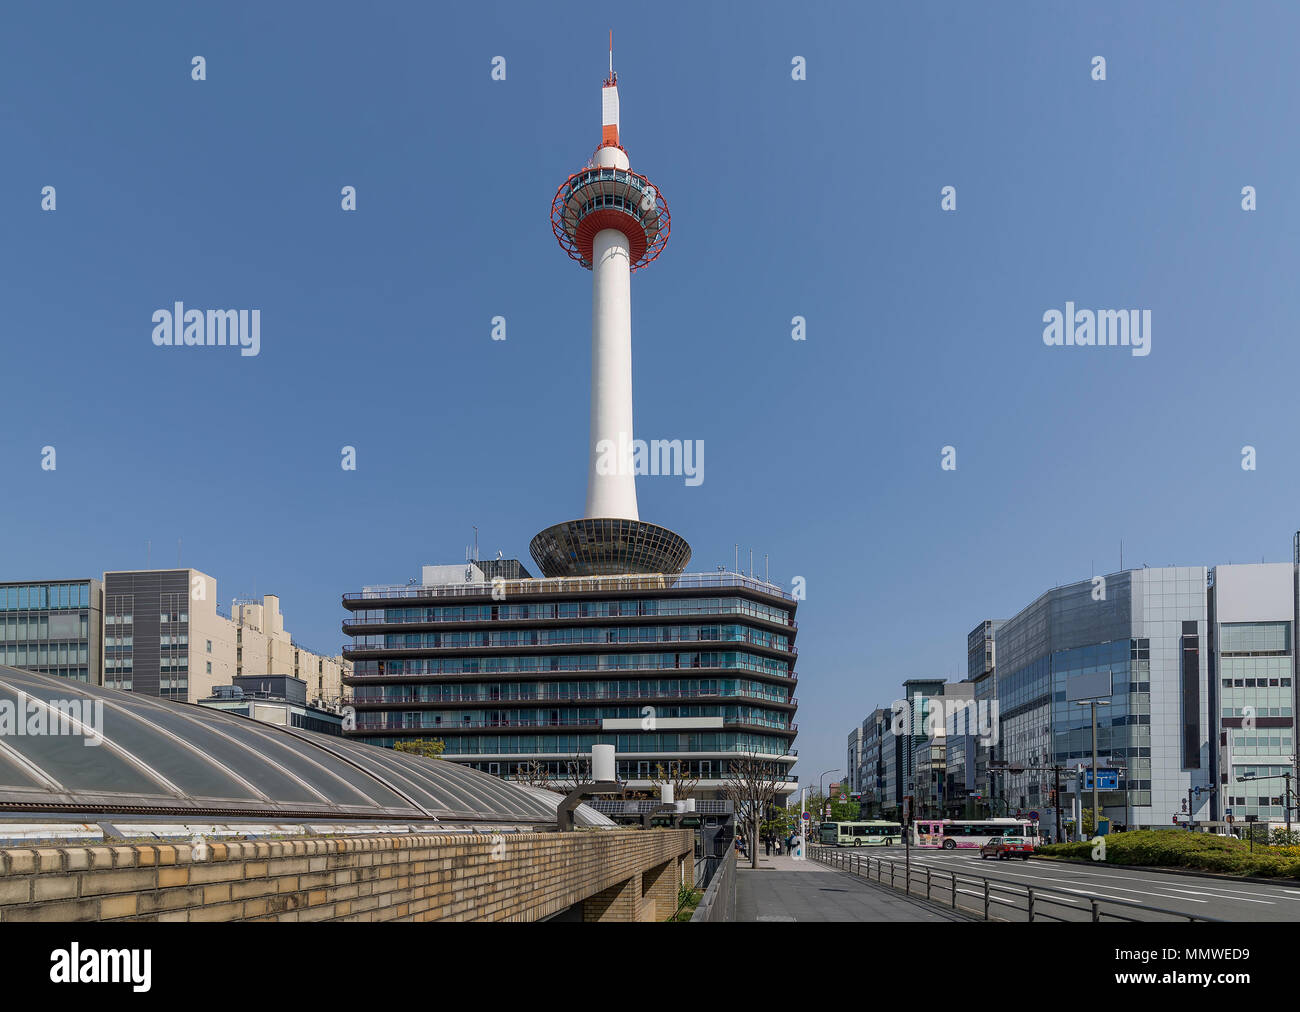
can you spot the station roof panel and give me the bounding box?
[0,666,563,825]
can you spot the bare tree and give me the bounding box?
[515,759,555,789]
[650,760,699,802]
[719,753,785,869]
[558,753,593,795]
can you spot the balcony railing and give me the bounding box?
[344,603,797,630]
[344,634,795,654]
[345,660,797,680]
[342,738,799,758]
[352,716,796,733]
[348,687,796,707]
[344,571,795,603]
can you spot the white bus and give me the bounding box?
[819,820,905,847]
[912,818,1038,850]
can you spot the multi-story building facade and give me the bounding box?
[858,708,888,816]
[846,726,864,794]
[1209,563,1296,825]
[0,579,102,684]
[103,569,348,705]
[991,567,1212,830]
[232,594,349,706]
[342,563,799,801]
[967,619,1002,808]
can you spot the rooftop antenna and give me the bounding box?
[735,544,739,574]
[764,553,769,583]
[609,30,614,81]
[473,526,479,563]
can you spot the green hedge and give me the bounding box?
[1036,829,1300,878]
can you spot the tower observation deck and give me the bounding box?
[531,44,691,579]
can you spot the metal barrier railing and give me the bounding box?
[690,848,737,922]
[807,846,1220,923]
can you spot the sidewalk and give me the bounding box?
[735,852,966,921]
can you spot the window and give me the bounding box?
[206,640,212,653]
[206,661,212,674]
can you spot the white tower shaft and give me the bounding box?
[586,226,638,519]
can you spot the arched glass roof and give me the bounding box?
[0,666,564,825]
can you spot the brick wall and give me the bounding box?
[0,828,694,923]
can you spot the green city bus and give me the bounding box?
[818,820,904,847]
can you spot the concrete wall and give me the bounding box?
[0,829,693,923]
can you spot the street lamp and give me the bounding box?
[1076,699,1110,835]
[794,768,839,861]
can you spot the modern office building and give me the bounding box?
[1209,563,1296,825]
[0,579,102,684]
[846,726,864,794]
[103,569,349,705]
[989,567,1212,830]
[858,708,889,816]
[342,563,799,800]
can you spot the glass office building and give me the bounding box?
[342,566,799,800]
[1210,563,1296,824]
[991,567,1211,829]
[0,579,102,683]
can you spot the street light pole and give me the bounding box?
[1077,699,1110,834]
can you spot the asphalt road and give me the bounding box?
[853,847,1300,922]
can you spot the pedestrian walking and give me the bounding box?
[764,835,772,857]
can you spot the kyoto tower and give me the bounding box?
[530,40,692,579]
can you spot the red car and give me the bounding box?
[979,836,1034,860]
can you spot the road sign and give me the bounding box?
[1227,814,1235,824]
[1082,770,1120,791]
[1029,810,1040,821]
[839,793,847,802]
[801,811,810,820]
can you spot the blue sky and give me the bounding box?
[2,1,1298,788]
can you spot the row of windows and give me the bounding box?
[350,651,794,679]
[9,665,91,682]
[1230,734,1294,749]
[1220,622,1291,654]
[0,583,91,611]
[0,615,91,642]
[1,644,90,666]
[352,624,790,652]
[352,596,792,627]
[1221,677,1292,688]
[353,733,794,755]
[350,677,792,705]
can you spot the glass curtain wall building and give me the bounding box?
[342,567,799,800]
[0,579,101,684]
[993,567,1211,829]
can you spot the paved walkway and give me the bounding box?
[734,852,966,921]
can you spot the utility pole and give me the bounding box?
[1077,699,1110,834]
[1054,764,1062,843]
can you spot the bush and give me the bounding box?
[1036,829,1300,878]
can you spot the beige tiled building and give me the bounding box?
[102,569,349,705]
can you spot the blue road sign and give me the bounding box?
[1082,770,1119,791]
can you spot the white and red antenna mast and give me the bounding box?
[533,37,688,578]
